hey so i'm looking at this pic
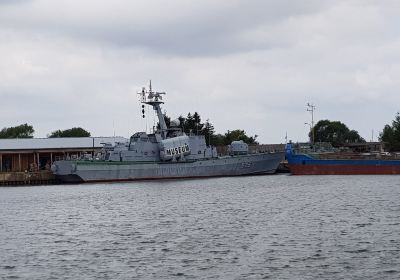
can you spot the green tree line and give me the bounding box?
[48,127,91,138]
[308,112,400,151]
[0,125,91,138]
[310,120,365,147]
[167,112,258,145]
[0,123,35,138]
[379,112,400,152]
[3,112,400,150]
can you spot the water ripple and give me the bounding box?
[1,175,400,279]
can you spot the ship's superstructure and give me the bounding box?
[52,82,284,182]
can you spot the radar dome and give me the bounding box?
[170,119,180,127]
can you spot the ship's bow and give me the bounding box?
[51,161,84,183]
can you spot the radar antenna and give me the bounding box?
[137,80,168,139]
[147,80,166,101]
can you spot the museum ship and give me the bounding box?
[52,82,284,182]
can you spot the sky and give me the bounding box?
[1,0,400,144]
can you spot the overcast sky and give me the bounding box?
[1,0,400,143]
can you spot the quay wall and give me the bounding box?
[0,171,58,186]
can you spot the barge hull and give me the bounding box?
[285,143,400,175]
[289,164,400,175]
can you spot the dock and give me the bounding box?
[0,171,58,186]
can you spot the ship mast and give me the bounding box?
[138,81,168,139]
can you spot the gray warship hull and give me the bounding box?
[54,152,284,183]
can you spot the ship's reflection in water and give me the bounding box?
[1,175,399,279]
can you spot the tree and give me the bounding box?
[379,112,400,151]
[156,113,171,130]
[212,134,226,146]
[185,112,195,132]
[201,119,216,145]
[0,123,34,138]
[312,120,365,147]
[158,111,259,146]
[48,127,91,138]
[192,112,204,133]
[178,115,186,130]
[163,114,171,128]
[176,112,204,135]
[346,130,364,143]
[223,130,258,145]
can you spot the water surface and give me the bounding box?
[1,175,399,279]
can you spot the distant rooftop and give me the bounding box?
[0,137,128,151]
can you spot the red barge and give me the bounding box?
[285,143,400,175]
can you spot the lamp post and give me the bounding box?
[305,122,312,143]
[307,103,316,145]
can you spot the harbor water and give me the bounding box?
[1,175,400,279]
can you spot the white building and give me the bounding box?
[0,137,127,172]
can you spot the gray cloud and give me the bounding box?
[0,0,328,56]
[1,0,400,143]
[0,0,31,5]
